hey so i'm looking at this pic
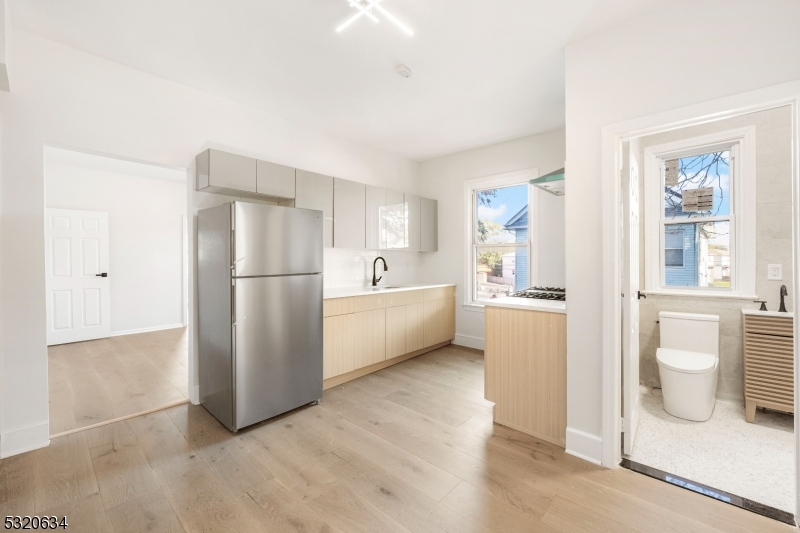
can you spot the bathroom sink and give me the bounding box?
[370,286,402,291]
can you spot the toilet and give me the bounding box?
[656,311,719,421]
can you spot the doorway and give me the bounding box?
[603,88,800,525]
[44,147,189,436]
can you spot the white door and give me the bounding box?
[622,145,641,455]
[45,208,111,345]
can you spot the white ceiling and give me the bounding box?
[11,0,598,161]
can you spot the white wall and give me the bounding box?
[0,29,419,457]
[564,0,800,462]
[417,130,566,349]
[45,155,186,336]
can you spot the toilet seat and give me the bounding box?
[656,348,716,374]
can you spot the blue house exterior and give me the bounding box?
[664,223,699,286]
[503,206,529,291]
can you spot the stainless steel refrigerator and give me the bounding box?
[197,201,323,431]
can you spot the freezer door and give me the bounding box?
[234,202,323,277]
[233,274,323,430]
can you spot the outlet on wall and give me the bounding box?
[768,264,783,281]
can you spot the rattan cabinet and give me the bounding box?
[742,310,794,422]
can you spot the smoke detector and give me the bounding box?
[395,64,413,78]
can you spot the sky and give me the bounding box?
[477,184,528,226]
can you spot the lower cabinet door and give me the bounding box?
[354,308,386,369]
[406,302,425,352]
[423,298,455,347]
[386,306,408,359]
[323,314,354,379]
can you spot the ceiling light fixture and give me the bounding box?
[336,0,414,36]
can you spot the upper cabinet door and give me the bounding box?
[334,178,366,249]
[385,189,405,250]
[365,185,386,250]
[295,170,333,248]
[420,197,438,252]
[405,194,421,251]
[206,149,257,193]
[256,160,295,199]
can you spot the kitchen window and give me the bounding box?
[464,170,537,309]
[643,128,756,298]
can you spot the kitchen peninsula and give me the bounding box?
[322,284,456,389]
[484,295,567,446]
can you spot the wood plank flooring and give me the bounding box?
[3,344,791,532]
[48,328,189,435]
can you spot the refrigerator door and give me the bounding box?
[234,202,323,277]
[233,274,323,430]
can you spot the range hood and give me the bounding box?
[530,168,565,196]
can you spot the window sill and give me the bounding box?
[463,303,485,313]
[643,290,758,300]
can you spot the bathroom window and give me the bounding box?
[644,128,756,297]
[463,170,537,309]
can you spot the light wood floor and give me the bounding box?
[4,344,790,532]
[48,328,189,435]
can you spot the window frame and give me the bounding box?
[463,169,538,311]
[643,127,756,298]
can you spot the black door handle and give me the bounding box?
[96,273,108,277]
[637,291,646,299]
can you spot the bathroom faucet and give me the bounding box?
[779,285,788,313]
[372,257,388,286]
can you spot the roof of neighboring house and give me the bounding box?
[504,205,528,230]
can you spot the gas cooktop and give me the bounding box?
[510,287,566,301]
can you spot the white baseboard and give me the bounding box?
[454,334,484,350]
[109,323,186,338]
[1,421,50,458]
[565,427,603,465]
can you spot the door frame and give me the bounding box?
[599,80,800,516]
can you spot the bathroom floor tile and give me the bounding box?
[629,388,794,513]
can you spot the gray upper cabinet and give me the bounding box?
[197,149,257,194]
[384,189,405,250]
[196,149,438,253]
[256,160,295,199]
[334,178,366,249]
[295,170,333,248]
[365,185,386,250]
[405,194,421,251]
[420,197,438,252]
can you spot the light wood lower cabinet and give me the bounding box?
[323,287,455,387]
[355,309,386,368]
[743,312,794,422]
[485,305,566,447]
[423,298,456,347]
[406,302,425,352]
[386,306,408,359]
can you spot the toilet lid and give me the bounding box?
[656,348,717,374]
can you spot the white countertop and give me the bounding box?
[324,283,456,300]
[483,296,567,314]
[741,308,794,318]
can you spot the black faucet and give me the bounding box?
[372,257,388,287]
[779,285,788,313]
